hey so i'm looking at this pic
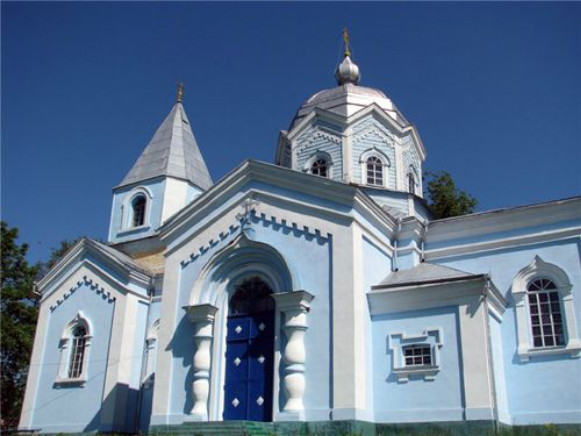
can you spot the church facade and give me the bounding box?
[19,45,581,434]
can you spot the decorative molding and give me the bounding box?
[180,208,330,268]
[49,275,116,312]
[353,126,394,146]
[388,328,443,383]
[296,128,341,153]
[511,256,581,361]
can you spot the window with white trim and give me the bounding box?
[512,256,581,361]
[528,278,565,348]
[389,328,442,383]
[366,156,383,186]
[56,313,92,384]
[68,325,88,378]
[408,172,415,194]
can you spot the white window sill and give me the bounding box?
[55,377,86,386]
[117,224,151,236]
[393,366,439,383]
[518,341,581,362]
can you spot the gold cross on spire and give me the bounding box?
[176,82,185,103]
[342,27,351,57]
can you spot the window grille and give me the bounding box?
[311,159,328,178]
[403,344,432,367]
[68,325,87,378]
[366,156,383,186]
[528,278,565,347]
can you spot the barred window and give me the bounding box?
[366,156,383,186]
[132,195,146,227]
[311,159,328,178]
[403,344,432,367]
[69,325,88,378]
[528,278,565,348]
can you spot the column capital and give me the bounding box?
[271,290,314,313]
[183,304,218,323]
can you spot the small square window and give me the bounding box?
[403,344,432,367]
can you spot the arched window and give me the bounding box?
[68,325,88,378]
[408,173,416,194]
[229,277,274,315]
[512,256,581,361]
[528,278,565,348]
[132,195,146,227]
[366,156,383,186]
[56,313,92,384]
[311,159,328,178]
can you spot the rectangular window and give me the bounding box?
[403,344,432,367]
[69,336,86,378]
[528,290,565,348]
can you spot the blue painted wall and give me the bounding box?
[30,284,115,433]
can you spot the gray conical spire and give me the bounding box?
[120,98,213,190]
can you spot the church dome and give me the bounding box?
[289,55,409,130]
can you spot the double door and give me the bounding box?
[223,311,274,421]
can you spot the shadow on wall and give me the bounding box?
[166,314,196,415]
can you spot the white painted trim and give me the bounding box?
[511,256,581,361]
[121,186,153,231]
[388,328,443,383]
[358,147,391,188]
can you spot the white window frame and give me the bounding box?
[407,166,418,195]
[359,148,390,188]
[120,186,152,231]
[303,150,333,179]
[388,328,443,383]
[56,312,92,385]
[512,256,581,361]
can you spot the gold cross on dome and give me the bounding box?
[342,27,351,57]
[176,82,185,103]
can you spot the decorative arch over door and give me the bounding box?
[223,277,275,422]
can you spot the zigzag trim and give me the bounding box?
[353,126,394,146]
[49,275,115,312]
[296,128,342,153]
[180,212,331,268]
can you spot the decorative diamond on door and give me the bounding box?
[232,398,240,408]
[235,325,242,334]
[258,322,266,331]
[256,396,264,406]
[234,357,241,367]
[258,355,265,364]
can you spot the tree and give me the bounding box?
[424,171,478,219]
[36,237,81,280]
[1,222,39,429]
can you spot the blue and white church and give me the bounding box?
[19,40,581,434]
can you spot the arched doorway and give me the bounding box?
[223,277,275,422]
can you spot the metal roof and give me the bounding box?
[374,262,482,289]
[119,103,213,190]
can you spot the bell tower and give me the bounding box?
[108,84,213,244]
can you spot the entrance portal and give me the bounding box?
[223,277,275,422]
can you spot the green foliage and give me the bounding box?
[424,171,478,219]
[1,222,39,428]
[36,237,81,280]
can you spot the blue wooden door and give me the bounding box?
[223,311,274,421]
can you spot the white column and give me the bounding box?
[184,304,218,421]
[272,291,314,420]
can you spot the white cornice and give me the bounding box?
[427,197,581,244]
[368,275,506,316]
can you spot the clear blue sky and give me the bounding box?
[2,2,580,264]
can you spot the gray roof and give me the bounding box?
[373,262,483,289]
[120,103,213,190]
[290,83,409,130]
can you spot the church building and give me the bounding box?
[19,35,581,434]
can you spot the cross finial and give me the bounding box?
[176,82,184,103]
[342,27,351,57]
